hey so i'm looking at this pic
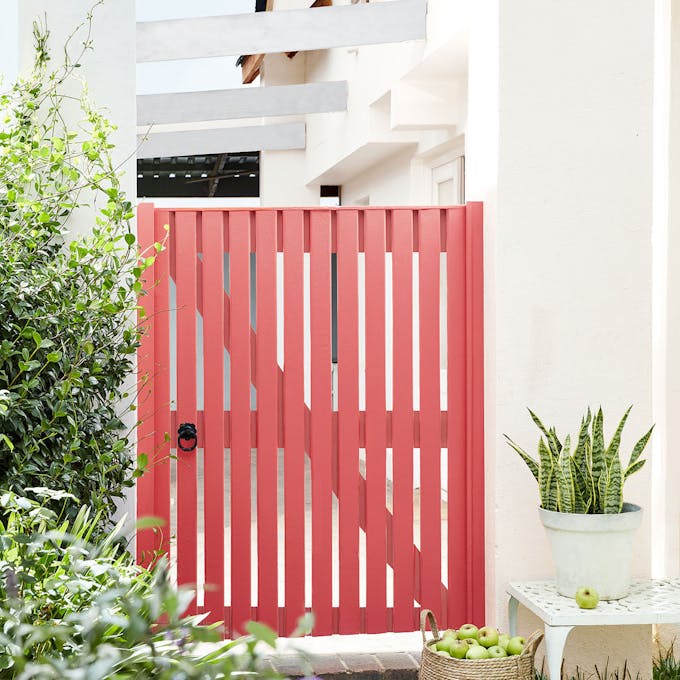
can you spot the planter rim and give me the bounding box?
[538,502,642,532]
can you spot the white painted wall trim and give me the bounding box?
[137,81,348,125]
[136,0,426,62]
[137,122,306,158]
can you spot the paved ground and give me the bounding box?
[260,632,423,680]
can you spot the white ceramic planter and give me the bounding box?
[538,503,642,600]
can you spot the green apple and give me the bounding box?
[575,586,599,610]
[442,628,457,639]
[436,637,457,654]
[435,651,451,658]
[457,624,479,640]
[462,638,480,648]
[506,636,525,656]
[466,646,491,660]
[477,626,499,648]
[498,633,510,651]
[487,645,508,659]
[449,640,469,659]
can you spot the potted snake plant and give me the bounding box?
[505,407,653,600]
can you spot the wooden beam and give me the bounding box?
[136,0,426,63]
[241,53,265,84]
[138,82,347,125]
[137,122,306,158]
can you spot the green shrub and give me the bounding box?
[0,16,151,519]
[0,488,285,677]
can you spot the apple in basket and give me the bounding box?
[477,626,499,648]
[466,646,491,660]
[487,645,508,659]
[506,636,526,656]
[457,624,479,640]
[449,640,470,659]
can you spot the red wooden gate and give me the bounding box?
[136,204,484,637]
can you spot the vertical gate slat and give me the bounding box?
[418,209,442,621]
[391,210,415,631]
[202,212,225,625]
[230,211,252,634]
[255,211,279,631]
[136,203,156,567]
[154,209,172,559]
[337,211,361,634]
[466,203,485,624]
[175,211,198,614]
[446,207,468,626]
[283,210,306,634]
[310,210,333,634]
[364,210,387,633]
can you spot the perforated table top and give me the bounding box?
[508,579,680,626]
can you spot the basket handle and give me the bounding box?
[419,609,440,645]
[520,630,544,656]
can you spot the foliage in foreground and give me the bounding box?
[0,10,153,521]
[506,407,653,514]
[0,489,284,678]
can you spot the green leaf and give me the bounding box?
[627,425,654,470]
[504,435,538,481]
[135,516,166,530]
[556,435,573,513]
[46,351,62,363]
[124,232,135,246]
[624,459,646,479]
[245,620,278,648]
[538,438,557,511]
[528,409,551,440]
[604,456,623,513]
[591,407,606,498]
[606,405,631,465]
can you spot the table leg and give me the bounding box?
[508,596,519,637]
[544,624,573,680]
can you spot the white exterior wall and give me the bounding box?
[16,1,137,529]
[467,0,658,675]
[260,0,466,205]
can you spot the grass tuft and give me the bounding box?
[534,649,680,679]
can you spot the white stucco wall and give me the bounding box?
[17,0,138,532]
[467,0,657,675]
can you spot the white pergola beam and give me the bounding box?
[136,0,426,63]
[137,122,306,158]
[137,81,348,126]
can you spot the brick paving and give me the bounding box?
[264,649,421,680]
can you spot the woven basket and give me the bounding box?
[418,610,543,680]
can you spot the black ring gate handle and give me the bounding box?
[177,422,198,452]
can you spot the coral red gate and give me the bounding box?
[136,204,484,637]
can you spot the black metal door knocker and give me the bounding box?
[177,422,198,452]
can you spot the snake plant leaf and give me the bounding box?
[557,435,574,513]
[570,457,590,513]
[591,407,606,490]
[547,427,562,461]
[626,425,654,470]
[624,459,646,479]
[573,410,592,468]
[606,405,632,465]
[504,435,539,481]
[528,409,551,440]
[538,438,558,510]
[604,456,623,513]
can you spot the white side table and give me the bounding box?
[507,580,680,679]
